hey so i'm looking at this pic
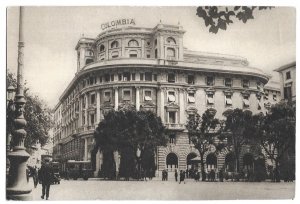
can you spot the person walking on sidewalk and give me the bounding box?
[38,158,54,200]
[175,169,178,182]
[179,170,185,184]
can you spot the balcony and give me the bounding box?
[165,123,185,131]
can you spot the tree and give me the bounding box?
[93,110,168,179]
[255,102,295,181]
[222,108,254,176]
[186,108,220,181]
[6,71,53,148]
[196,6,273,33]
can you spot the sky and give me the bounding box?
[6,6,296,108]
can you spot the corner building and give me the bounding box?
[53,23,280,177]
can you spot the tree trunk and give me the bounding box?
[274,159,280,182]
[200,153,206,181]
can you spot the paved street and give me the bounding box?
[28,178,295,200]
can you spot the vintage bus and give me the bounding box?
[66,160,94,180]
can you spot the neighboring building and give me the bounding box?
[274,62,296,103]
[263,79,282,112]
[53,22,279,177]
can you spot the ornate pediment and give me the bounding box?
[186,107,198,114]
[241,90,250,97]
[165,103,179,111]
[223,89,233,96]
[205,87,216,95]
[118,101,135,111]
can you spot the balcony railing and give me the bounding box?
[165,123,185,130]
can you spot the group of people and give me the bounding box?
[26,159,55,200]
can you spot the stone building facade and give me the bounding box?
[52,23,281,177]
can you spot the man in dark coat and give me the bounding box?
[179,170,185,184]
[38,159,54,200]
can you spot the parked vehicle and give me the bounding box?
[66,160,93,180]
[52,161,61,184]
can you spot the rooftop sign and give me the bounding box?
[101,18,136,31]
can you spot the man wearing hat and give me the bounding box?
[38,158,54,200]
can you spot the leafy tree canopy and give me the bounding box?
[196,6,273,33]
[7,71,53,148]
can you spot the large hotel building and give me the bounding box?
[52,21,281,177]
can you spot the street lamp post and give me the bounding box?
[6,7,32,200]
[136,146,141,181]
[7,86,16,151]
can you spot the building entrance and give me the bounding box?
[166,153,178,171]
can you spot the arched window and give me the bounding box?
[111,41,119,49]
[186,153,198,170]
[167,48,175,58]
[128,39,139,47]
[166,153,178,170]
[99,44,105,52]
[166,37,176,45]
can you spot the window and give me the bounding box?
[111,74,114,81]
[169,112,176,124]
[243,95,250,108]
[166,37,176,45]
[90,93,96,105]
[111,41,119,48]
[225,95,232,106]
[129,50,138,58]
[168,73,176,83]
[86,59,94,65]
[89,77,95,85]
[144,90,152,101]
[111,51,119,58]
[128,39,139,47]
[104,74,110,82]
[206,76,214,86]
[188,93,195,103]
[187,75,195,85]
[225,78,232,87]
[123,72,131,81]
[155,49,158,59]
[145,72,152,81]
[99,76,103,83]
[286,71,291,80]
[169,134,176,144]
[207,94,214,105]
[273,94,277,101]
[118,74,122,81]
[168,91,176,102]
[147,54,151,58]
[82,96,86,108]
[82,115,85,125]
[264,93,269,100]
[123,90,131,101]
[90,114,95,125]
[284,86,292,100]
[99,44,105,52]
[131,73,135,81]
[243,79,249,88]
[153,74,157,81]
[155,39,157,46]
[167,48,175,58]
[104,92,111,102]
[257,82,262,90]
[140,73,144,81]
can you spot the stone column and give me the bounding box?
[96,90,101,124]
[85,94,88,126]
[179,88,185,124]
[84,137,88,161]
[158,88,165,123]
[114,87,118,111]
[136,86,140,111]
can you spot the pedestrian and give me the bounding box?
[175,169,178,182]
[166,170,168,181]
[38,159,54,200]
[219,169,224,182]
[33,166,38,188]
[179,170,185,184]
[26,167,30,183]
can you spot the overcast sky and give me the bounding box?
[6,6,296,108]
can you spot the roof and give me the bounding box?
[274,61,296,72]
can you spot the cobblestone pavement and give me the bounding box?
[28,178,295,200]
